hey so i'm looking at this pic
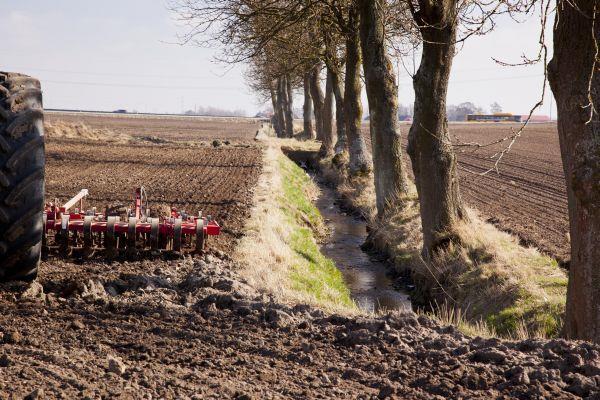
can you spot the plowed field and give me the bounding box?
[45,138,262,253]
[46,112,261,142]
[363,123,569,262]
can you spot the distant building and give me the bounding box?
[466,113,552,123]
[466,113,522,122]
[525,115,552,122]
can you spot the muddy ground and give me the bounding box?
[363,122,569,263]
[0,115,595,398]
[45,138,262,254]
[1,254,599,399]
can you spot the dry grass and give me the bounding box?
[234,141,357,314]
[316,154,566,339]
[45,121,132,143]
[317,153,377,220]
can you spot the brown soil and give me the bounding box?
[45,137,262,254]
[46,112,262,143]
[0,118,596,398]
[1,255,598,399]
[363,122,569,263]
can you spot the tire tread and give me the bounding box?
[0,71,45,282]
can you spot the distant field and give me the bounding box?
[363,122,569,263]
[45,112,263,253]
[46,111,262,142]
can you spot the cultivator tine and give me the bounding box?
[59,214,70,255]
[173,218,182,253]
[127,217,139,259]
[150,218,160,251]
[83,215,95,258]
[105,216,118,259]
[196,218,205,253]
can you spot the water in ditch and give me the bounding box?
[314,182,412,314]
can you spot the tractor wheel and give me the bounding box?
[0,72,45,282]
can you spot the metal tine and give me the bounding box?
[83,215,94,259]
[196,217,205,253]
[127,217,139,260]
[173,218,183,253]
[105,216,118,260]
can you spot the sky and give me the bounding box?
[0,1,556,117]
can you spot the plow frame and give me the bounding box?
[42,187,220,258]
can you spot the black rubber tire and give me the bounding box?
[0,72,45,282]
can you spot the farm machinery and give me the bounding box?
[42,187,220,259]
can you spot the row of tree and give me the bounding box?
[172,0,600,343]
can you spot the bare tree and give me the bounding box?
[276,77,289,137]
[358,0,410,216]
[404,0,529,256]
[283,75,295,137]
[323,28,348,154]
[344,3,373,175]
[490,101,503,113]
[406,0,468,256]
[303,72,315,139]
[309,64,326,141]
[321,70,336,155]
[548,0,600,343]
[330,67,347,154]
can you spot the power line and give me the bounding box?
[43,79,241,91]
[0,66,220,81]
[40,73,543,92]
[397,73,543,84]
[4,64,541,83]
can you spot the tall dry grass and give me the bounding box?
[233,142,357,314]
[317,153,566,339]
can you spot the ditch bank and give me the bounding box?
[282,144,567,339]
[237,141,408,314]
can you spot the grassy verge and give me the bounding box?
[317,153,566,339]
[277,155,354,308]
[235,142,355,312]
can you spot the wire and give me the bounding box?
[42,79,242,91]
[0,66,218,80]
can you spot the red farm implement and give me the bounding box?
[42,187,220,259]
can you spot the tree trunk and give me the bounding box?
[406,2,466,257]
[344,5,372,175]
[303,73,315,140]
[548,0,600,343]
[320,69,335,156]
[330,67,347,154]
[309,65,325,141]
[358,0,409,216]
[275,77,287,138]
[270,85,283,136]
[284,75,295,138]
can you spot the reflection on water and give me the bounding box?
[315,183,412,313]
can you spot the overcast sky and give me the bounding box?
[0,1,556,117]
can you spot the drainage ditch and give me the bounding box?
[283,149,412,313]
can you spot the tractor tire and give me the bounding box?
[0,72,45,282]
